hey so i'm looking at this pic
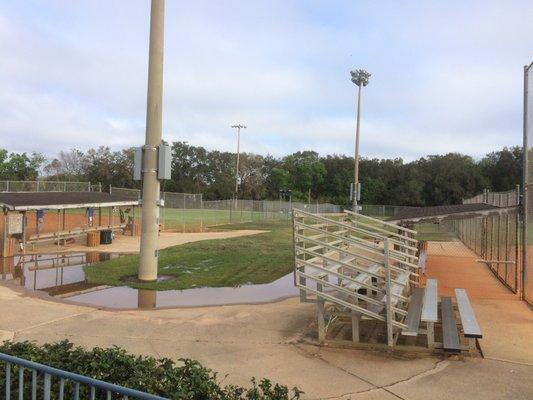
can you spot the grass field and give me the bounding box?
[84,220,293,290]
[160,208,289,231]
[50,207,290,233]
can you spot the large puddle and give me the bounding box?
[0,252,299,309]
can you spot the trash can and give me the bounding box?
[100,229,113,245]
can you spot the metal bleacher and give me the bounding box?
[293,209,483,351]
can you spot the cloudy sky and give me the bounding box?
[1,0,532,161]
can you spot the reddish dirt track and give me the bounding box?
[425,242,518,301]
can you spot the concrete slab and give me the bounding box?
[389,358,533,400]
[471,299,533,365]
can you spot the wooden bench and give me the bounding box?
[421,278,438,348]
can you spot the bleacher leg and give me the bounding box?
[317,283,326,342]
[427,322,435,349]
[468,338,476,354]
[351,311,360,343]
[299,271,307,302]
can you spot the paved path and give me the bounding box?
[0,289,531,399]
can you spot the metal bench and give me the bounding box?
[418,251,427,274]
[342,263,382,291]
[441,297,461,352]
[421,278,438,348]
[401,287,424,336]
[455,288,482,351]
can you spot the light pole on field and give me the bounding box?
[138,0,165,282]
[231,124,246,209]
[350,69,371,213]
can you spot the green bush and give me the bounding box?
[0,340,303,400]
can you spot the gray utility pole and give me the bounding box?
[231,124,246,208]
[350,69,371,213]
[139,0,165,282]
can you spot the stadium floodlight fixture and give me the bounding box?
[350,69,371,87]
[350,68,371,213]
[231,124,247,208]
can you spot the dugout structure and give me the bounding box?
[0,192,140,259]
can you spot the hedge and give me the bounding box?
[0,340,302,400]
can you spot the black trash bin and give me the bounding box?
[100,229,113,245]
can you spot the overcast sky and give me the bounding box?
[1,0,532,161]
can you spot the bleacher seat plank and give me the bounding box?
[441,297,461,352]
[421,278,438,322]
[455,289,482,338]
[402,287,424,336]
[418,251,427,274]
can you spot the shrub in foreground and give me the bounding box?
[0,340,302,400]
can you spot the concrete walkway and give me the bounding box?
[0,240,531,399]
[0,290,530,399]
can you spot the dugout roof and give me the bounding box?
[387,203,514,223]
[0,191,140,211]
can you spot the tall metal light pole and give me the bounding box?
[138,0,165,281]
[231,124,246,208]
[350,69,371,213]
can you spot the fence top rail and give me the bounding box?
[343,209,418,235]
[0,353,167,400]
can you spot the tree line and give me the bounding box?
[0,143,522,207]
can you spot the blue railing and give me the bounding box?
[0,353,168,399]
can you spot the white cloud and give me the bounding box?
[0,0,531,161]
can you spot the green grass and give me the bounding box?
[84,220,293,290]
[414,223,458,242]
[160,208,287,230]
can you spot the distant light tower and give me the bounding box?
[350,69,371,213]
[231,124,246,208]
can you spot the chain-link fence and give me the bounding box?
[445,210,520,293]
[463,188,519,207]
[0,181,96,192]
[360,204,418,218]
[109,186,341,232]
[523,61,533,305]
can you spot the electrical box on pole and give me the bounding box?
[133,143,171,181]
[157,143,172,180]
[133,147,143,181]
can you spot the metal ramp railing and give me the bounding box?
[293,209,420,346]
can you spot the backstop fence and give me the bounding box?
[523,61,533,305]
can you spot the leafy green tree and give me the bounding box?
[0,149,44,181]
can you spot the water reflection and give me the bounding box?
[0,252,300,309]
[66,273,298,309]
[0,252,123,295]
